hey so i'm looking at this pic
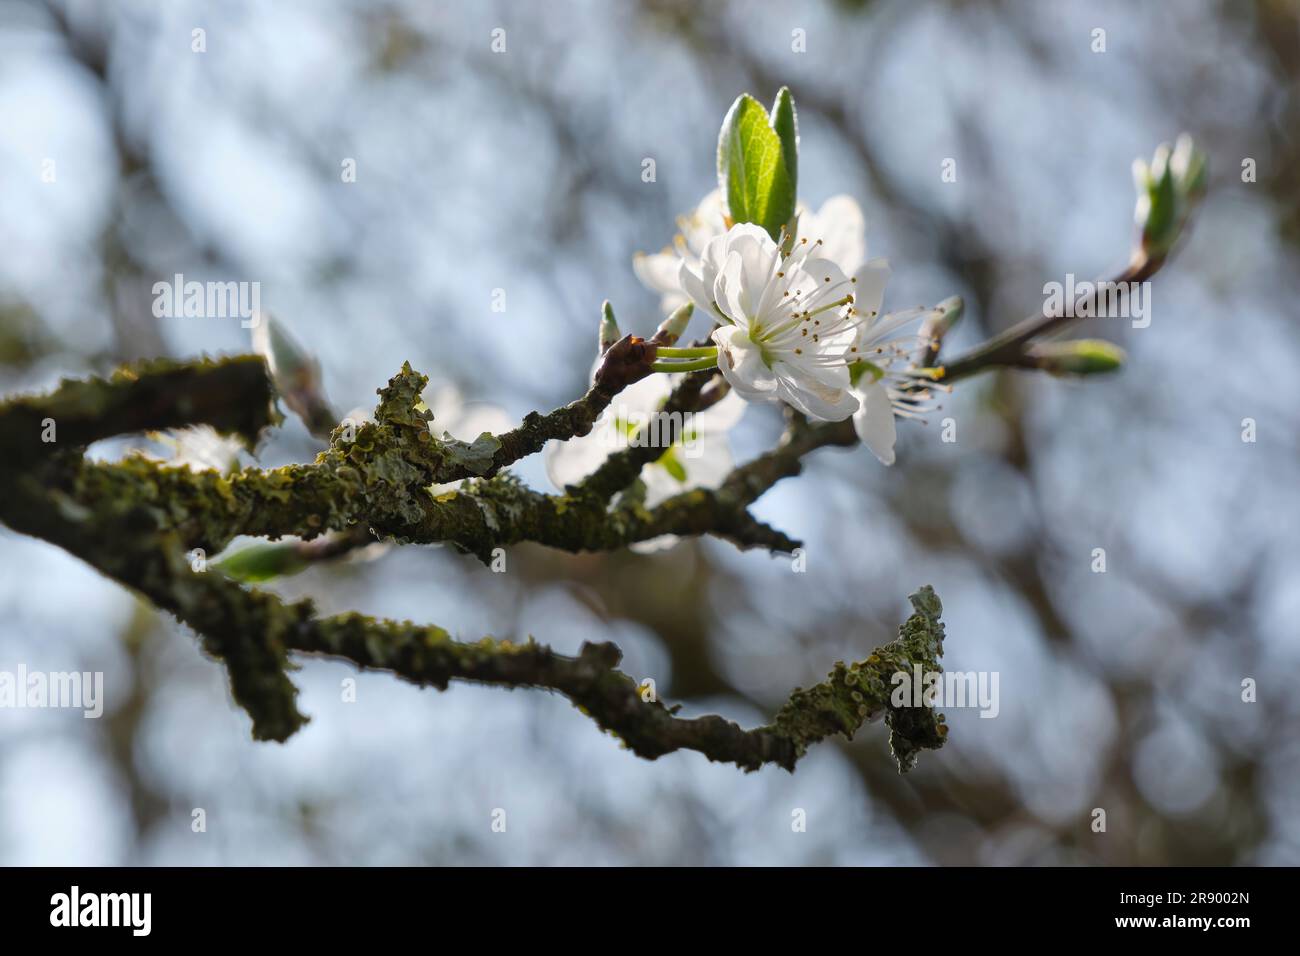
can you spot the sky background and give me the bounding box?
[1,0,1297,865]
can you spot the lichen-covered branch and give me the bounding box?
[459,332,658,480]
[0,469,308,740]
[32,360,806,559]
[0,351,949,770]
[0,356,278,465]
[290,584,948,773]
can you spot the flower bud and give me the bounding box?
[1132,134,1207,261]
[599,300,621,354]
[651,302,694,347]
[252,314,335,438]
[1025,339,1126,376]
[918,296,963,365]
[1169,133,1207,199]
[213,541,311,583]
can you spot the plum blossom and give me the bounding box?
[680,223,870,421]
[641,192,947,463]
[633,189,728,313]
[422,384,515,444]
[634,189,868,313]
[848,292,948,465]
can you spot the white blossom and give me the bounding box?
[848,282,947,466]
[634,190,867,313]
[682,223,870,421]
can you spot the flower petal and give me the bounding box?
[853,381,898,465]
[802,195,866,274]
[633,250,685,296]
[679,188,727,256]
[678,256,716,318]
[694,387,747,433]
[853,258,891,323]
[712,324,778,400]
[772,365,859,421]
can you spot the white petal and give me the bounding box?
[671,433,733,489]
[630,535,681,554]
[712,324,778,400]
[853,258,891,324]
[788,353,852,391]
[714,251,752,328]
[678,258,715,317]
[633,250,685,296]
[773,366,859,421]
[679,188,727,256]
[725,222,777,246]
[853,381,897,465]
[735,231,780,318]
[803,195,866,274]
[448,403,513,440]
[423,385,514,441]
[693,387,747,433]
[545,430,613,489]
[615,369,675,412]
[642,437,733,506]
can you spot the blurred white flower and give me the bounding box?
[635,190,867,314]
[633,189,728,313]
[422,384,514,441]
[545,369,745,551]
[421,384,515,495]
[150,426,244,473]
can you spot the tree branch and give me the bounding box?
[935,252,1164,383]
[0,352,952,770]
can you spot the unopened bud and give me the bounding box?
[1026,339,1126,376]
[599,301,621,354]
[919,296,963,365]
[651,302,694,347]
[252,314,335,438]
[1169,133,1207,199]
[213,541,310,583]
[1132,134,1206,261]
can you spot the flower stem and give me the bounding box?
[651,356,719,373]
[654,346,718,359]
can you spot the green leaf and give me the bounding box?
[656,445,688,483]
[716,93,796,242]
[769,87,798,193]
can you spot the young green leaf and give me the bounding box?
[769,87,798,190]
[716,93,796,242]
